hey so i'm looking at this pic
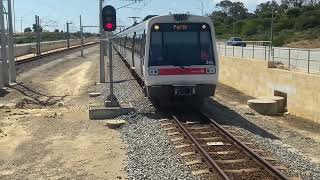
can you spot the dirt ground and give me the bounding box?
[285,38,320,49]
[213,83,320,164]
[0,46,127,179]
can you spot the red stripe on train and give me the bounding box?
[159,68,207,75]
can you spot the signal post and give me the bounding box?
[89,5,134,120]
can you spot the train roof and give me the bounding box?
[117,14,212,36]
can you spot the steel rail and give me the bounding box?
[16,42,98,65]
[172,115,230,180]
[201,112,289,180]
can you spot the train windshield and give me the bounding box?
[149,23,215,67]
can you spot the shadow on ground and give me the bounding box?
[11,83,67,108]
[203,98,280,140]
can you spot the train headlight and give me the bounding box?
[202,24,207,30]
[154,25,160,30]
[206,67,216,74]
[149,69,159,76]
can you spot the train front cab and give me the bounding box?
[144,15,219,104]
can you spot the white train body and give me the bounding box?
[114,14,219,104]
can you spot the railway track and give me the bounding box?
[161,112,293,180]
[16,42,99,65]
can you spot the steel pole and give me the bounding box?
[109,40,114,103]
[0,61,3,89]
[271,0,274,47]
[0,0,9,86]
[35,15,41,55]
[8,0,16,83]
[99,0,105,83]
[67,22,70,49]
[80,15,84,57]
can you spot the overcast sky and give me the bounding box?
[12,0,278,33]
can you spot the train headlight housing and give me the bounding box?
[149,69,159,76]
[206,67,216,74]
[154,25,160,30]
[202,24,207,30]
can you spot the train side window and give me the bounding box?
[200,32,215,65]
[140,33,145,58]
[132,32,136,67]
[124,35,127,49]
[149,32,163,66]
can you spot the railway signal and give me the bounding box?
[102,5,116,32]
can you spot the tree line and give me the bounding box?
[209,0,320,46]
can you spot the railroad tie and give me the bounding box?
[168,132,181,136]
[191,131,216,135]
[180,152,197,157]
[209,150,239,155]
[187,126,211,130]
[191,169,211,176]
[262,156,277,162]
[184,121,201,125]
[206,142,232,146]
[224,168,262,174]
[159,119,169,123]
[196,137,222,141]
[171,137,185,142]
[164,127,176,131]
[175,144,191,149]
[161,123,173,127]
[215,159,249,164]
[185,159,203,166]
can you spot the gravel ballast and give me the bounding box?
[94,48,320,179]
[95,51,197,180]
[203,97,320,180]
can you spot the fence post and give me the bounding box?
[253,44,255,59]
[225,42,227,56]
[241,45,244,59]
[272,48,275,63]
[268,44,271,61]
[264,46,267,61]
[232,45,234,57]
[308,50,310,74]
[288,49,291,71]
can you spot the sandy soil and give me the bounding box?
[213,83,320,164]
[285,39,320,49]
[0,46,127,179]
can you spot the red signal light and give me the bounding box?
[102,5,116,31]
[105,23,113,29]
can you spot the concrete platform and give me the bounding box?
[89,102,135,120]
[259,96,286,113]
[106,119,127,129]
[248,99,278,116]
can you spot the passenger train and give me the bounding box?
[113,14,219,106]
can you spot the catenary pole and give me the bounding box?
[80,15,84,57]
[0,0,9,86]
[7,0,16,83]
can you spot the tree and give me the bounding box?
[32,24,43,32]
[255,1,279,17]
[216,0,248,19]
[54,29,59,33]
[24,27,32,33]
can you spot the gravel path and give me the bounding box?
[94,51,197,180]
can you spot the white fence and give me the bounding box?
[217,42,320,74]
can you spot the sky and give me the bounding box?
[11,0,278,33]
